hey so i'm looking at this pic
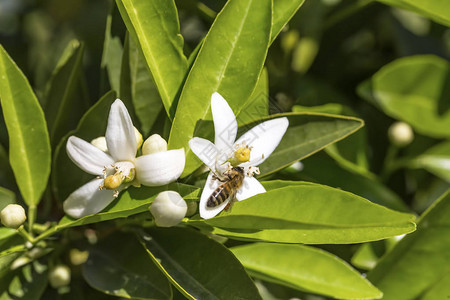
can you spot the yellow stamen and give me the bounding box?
[103,174,123,190]
[234,146,251,163]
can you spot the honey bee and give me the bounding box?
[207,167,245,209]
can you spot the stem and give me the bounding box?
[32,226,61,244]
[323,0,375,30]
[380,144,399,182]
[32,223,50,233]
[17,226,34,243]
[28,205,36,237]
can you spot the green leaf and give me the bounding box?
[0,187,15,211]
[272,0,306,43]
[420,273,450,300]
[137,227,262,300]
[83,232,171,299]
[191,183,416,244]
[0,262,48,300]
[358,55,450,138]
[368,189,450,300]
[120,34,163,137]
[58,183,199,229]
[101,3,123,94]
[0,45,51,207]
[231,243,382,299]
[52,91,117,202]
[116,0,188,116]
[377,0,450,27]
[412,141,450,182]
[44,40,86,148]
[299,152,408,212]
[256,113,364,177]
[168,0,272,177]
[237,68,269,126]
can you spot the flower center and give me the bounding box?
[99,161,135,195]
[228,145,251,167]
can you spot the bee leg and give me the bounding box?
[212,172,227,182]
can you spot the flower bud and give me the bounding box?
[69,249,89,266]
[150,191,187,227]
[48,265,71,288]
[388,122,414,147]
[134,127,143,150]
[142,134,168,155]
[1,204,26,229]
[91,137,108,153]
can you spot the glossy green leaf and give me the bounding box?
[52,91,116,202]
[292,104,370,175]
[377,0,450,27]
[0,187,15,211]
[272,0,306,43]
[358,55,450,138]
[0,262,48,300]
[191,183,415,244]
[168,0,272,177]
[101,3,123,94]
[232,243,382,299]
[368,190,450,300]
[137,227,262,300]
[0,45,51,207]
[351,241,386,271]
[255,113,364,177]
[412,141,450,182]
[120,34,163,136]
[44,40,86,147]
[58,183,199,229]
[83,232,171,299]
[299,152,408,212]
[116,0,188,116]
[237,68,269,126]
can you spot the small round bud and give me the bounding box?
[1,204,26,229]
[91,137,108,152]
[69,249,89,266]
[388,122,414,147]
[134,127,143,150]
[142,134,168,155]
[48,265,71,288]
[103,174,123,190]
[150,191,187,227]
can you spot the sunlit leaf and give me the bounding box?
[232,243,382,299]
[190,183,416,244]
[0,45,51,207]
[116,0,188,116]
[368,189,450,300]
[168,0,272,177]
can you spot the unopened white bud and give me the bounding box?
[388,122,414,147]
[49,265,71,288]
[134,127,143,150]
[142,134,168,155]
[150,191,187,227]
[10,256,31,270]
[91,137,108,153]
[1,204,26,229]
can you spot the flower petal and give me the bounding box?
[63,178,116,218]
[236,117,289,167]
[211,92,238,152]
[135,149,185,186]
[236,176,266,201]
[199,172,229,219]
[105,99,137,161]
[66,136,115,175]
[189,137,221,171]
